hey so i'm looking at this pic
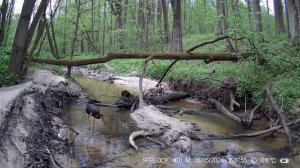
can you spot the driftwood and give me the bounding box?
[208,99,242,123]
[128,130,163,151]
[245,102,262,128]
[129,130,145,150]
[265,84,294,151]
[201,118,300,141]
[32,52,251,66]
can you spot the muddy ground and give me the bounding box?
[0,69,83,167]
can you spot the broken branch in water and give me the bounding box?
[208,99,242,123]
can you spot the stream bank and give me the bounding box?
[0,69,82,167]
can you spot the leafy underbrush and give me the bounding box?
[0,47,19,87]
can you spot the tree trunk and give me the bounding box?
[215,0,234,52]
[170,0,183,52]
[8,0,36,77]
[286,0,300,44]
[70,0,81,59]
[25,0,49,53]
[274,0,286,34]
[266,0,271,33]
[4,0,14,45]
[0,0,8,46]
[102,0,107,55]
[161,0,170,45]
[249,0,263,32]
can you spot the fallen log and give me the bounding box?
[201,118,300,141]
[265,84,293,151]
[208,99,242,123]
[145,92,189,105]
[31,52,251,66]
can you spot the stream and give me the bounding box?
[62,76,300,168]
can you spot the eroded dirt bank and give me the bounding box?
[0,69,82,167]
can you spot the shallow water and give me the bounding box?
[63,76,300,168]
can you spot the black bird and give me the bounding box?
[86,102,106,135]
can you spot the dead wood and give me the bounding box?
[129,130,163,151]
[155,35,245,86]
[32,52,251,66]
[265,84,293,151]
[201,118,300,141]
[139,56,153,106]
[129,130,145,151]
[208,99,242,123]
[187,35,244,53]
[245,102,262,128]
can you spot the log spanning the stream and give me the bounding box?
[31,52,251,66]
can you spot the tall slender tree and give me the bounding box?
[0,0,9,46]
[170,0,183,52]
[8,0,36,77]
[274,0,285,34]
[249,0,262,32]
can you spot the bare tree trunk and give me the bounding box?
[157,0,163,51]
[4,0,15,45]
[266,0,271,33]
[274,0,286,34]
[170,0,183,52]
[161,0,170,45]
[25,0,49,53]
[8,0,36,77]
[102,0,107,55]
[70,0,81,59]
[285,0,291,37]
[245,0,252,29]
[0,0,8,46]
[215,0,234,52]
[249,0,263,32]
[286,0,300,44]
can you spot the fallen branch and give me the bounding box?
[265,84,293,151]
[208,99,242,123]
[187,35,244,53]
[245,102,262,128]
[201,118,300,141]
[156,35,245,86]
[32,52,251,66]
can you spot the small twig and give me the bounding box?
[44,145,63,168]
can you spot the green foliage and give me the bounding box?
[0,48,19,86]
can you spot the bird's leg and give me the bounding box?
[93,118,96,136]
[88,115,91,130]
[101,116,107,128]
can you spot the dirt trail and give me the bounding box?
[0,69,82,168]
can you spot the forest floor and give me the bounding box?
[0,69,82,167]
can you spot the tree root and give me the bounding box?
[129,130,146,151]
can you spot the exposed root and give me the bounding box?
[129,130,145,151]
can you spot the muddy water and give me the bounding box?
[63,76,300,168]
